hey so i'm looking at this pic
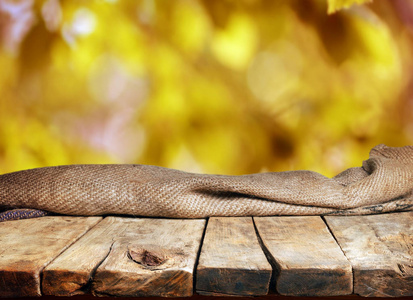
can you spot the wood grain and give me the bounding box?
[325,211,413,297]
[196,217,272,296]
[91,218,205,297]
[0,216,101,298]
[43,217,124,296]
[254,216,352,296]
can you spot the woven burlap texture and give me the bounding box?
[0,144,412,217]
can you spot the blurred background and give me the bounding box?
[0,0,412,177]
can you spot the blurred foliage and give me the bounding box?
[327,0,372,14]
[0,0,413,177]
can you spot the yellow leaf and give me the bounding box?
[327,0,373,14]
[211,13,258,70]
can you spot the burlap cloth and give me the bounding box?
[0,144,412,218]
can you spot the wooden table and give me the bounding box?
[0,212,411,298]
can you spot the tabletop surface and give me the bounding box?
[0,211,411,298]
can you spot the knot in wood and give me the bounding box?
[128,248,166,267]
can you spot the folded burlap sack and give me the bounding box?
[0,144,412,220]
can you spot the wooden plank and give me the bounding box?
[90,218,205,297]
[0,216,101,298]
[254,216,352,296]
[44,217,205,296]
[325,211,413,297]
[196,217,272,296]
[43,217,125,296]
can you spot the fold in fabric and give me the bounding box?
[0,144,412,218]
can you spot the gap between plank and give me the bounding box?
[321,215,355,295]
[193,217,209,295]
[81,240,115,294]
[251,217,280,294]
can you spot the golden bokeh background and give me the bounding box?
[0,0,412,177]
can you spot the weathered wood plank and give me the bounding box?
[254,216,352,296]
[90,218,205,297]
[325,211,413,297]
[196,217,272,296]
[43,217,124,296]
[0,216,101,298]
